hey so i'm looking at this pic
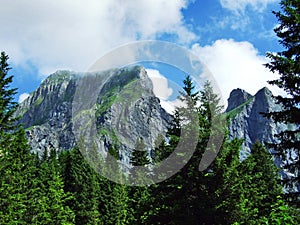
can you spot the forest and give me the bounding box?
[0,0,299,224]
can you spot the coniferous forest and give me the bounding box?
[0,0,299,224]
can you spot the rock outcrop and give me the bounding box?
[226,87,285,160]
[15,66,171,165]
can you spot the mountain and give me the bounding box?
[15,66,171,165]
[226,87,299,193]
[16,67,285,164]
[226,87,286,161]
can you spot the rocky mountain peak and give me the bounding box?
[227,87,285,160]
[226,88,253,112]
[15,66,171,165]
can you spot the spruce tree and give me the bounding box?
[130,137,150,167]
[59,148,102,225]
[0,129,41,223]
[129,138,153,224]
[0,52,75,224]
[36,151,75,224]
[211,138,242,224]
[231,142,283,224]
[0,51,18,135]
[0,52,39,223]
[264,0,300,202]
[102,145,134,225]
[148,75,201,224]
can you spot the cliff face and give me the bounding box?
[226,87,285,160]
[16,66,171,164]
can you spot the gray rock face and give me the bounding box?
[227,87,299,193]
[16,70,78,154]
[226,88,253,112]
[227,87,285,160]
[16,66,171,162]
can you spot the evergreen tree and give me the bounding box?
[243,142,283,219]
[264,0,300,202]
[36,158,75,224]
[59,148,102,225]
[0,129,41,223]
[102,145,134,225]
[0,51,18,136]
[129,138,154,224]
[179,75,199,108]
[130,137,150,167]
[148,75,201,224]
[210,138,243,224]
[0,52,37,223]
[227,142,283,224]
[0,52,75,224]
[106,182,133,225]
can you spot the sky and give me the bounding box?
[0,0,285,107]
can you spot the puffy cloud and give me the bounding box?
[220,0,278,14]
[18,93,30,103]
[147,69,173,100]
[146,68,185,114]
[0,0,194,77]
[192,39,284,102]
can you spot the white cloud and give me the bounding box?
[146,69,173,100]
[220,0,278,14]
[160,99,185,114]
[0,0,194,77]
[192,39,284,103]
[146,68,185,114]
[18,93,30,103]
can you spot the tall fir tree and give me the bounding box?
[0,52,75,224]
[148,76,203,224]
[129,138,154,224]
[37,157,75,224]
[0,51,18,136]
[59,148,102,225]
[102,145,134,225]
[210,138,243,224]
[264,0,300,203]
[0,52,40,223]
[218,141,284,224]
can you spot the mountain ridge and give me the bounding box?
[16,67,285,166]
[226,86,285,160]
[16,66,171,166]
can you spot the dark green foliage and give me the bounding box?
[37,156,75,224]
[104,181,133,225]
[128,138,154,224]
[206,138,243,224]
[0,129,39,223]
[0,52,74,224]
[0,52,18,135]
[130,138,150,167]
[101,146,134,225]
[179,75,199,108]
[216,141,283,224]
[59,148,102,225]
[264,0,300,202]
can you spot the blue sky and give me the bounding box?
[0,0,284,105]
